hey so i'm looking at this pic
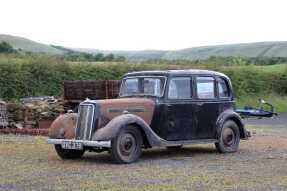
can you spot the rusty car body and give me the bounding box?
[48,70,249,163]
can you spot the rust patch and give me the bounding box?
[48,113,77,139]
[98,98,155,125]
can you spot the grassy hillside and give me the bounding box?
[0,34,64,54]
[3,35,287,60]
[162,42,287,60]
[75,41,287,60]
[73,48,168,60]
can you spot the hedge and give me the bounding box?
[0,55,287,100]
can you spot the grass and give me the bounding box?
[254,64,287,72]
[236,94,287,113]
[1,125,287,191]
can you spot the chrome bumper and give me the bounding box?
[47,139,111,148]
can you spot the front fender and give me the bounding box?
[48,113,77,139]
[93,114,163,146]
[216,110,248,139]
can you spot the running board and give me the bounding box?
[157,138,218,147]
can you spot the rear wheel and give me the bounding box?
[110,125,143,164]
[215,120,240,153]
[54,145,85,159]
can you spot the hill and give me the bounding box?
[74,41,287,60]
[2,34,287,60]
[0,34,64,54]
[162,41,287,60]
[73,48,168,60]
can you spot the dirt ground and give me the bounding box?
[0,125,287,191]
[243,113,287,128]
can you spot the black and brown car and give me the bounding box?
[48,70,249,163]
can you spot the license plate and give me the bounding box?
[61,141,83,150]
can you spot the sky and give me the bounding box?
[1,0,287,50]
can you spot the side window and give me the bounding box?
[168,77,191,99]
[143,78,162,96]
[196,77,215,99]
[218,78,230,98]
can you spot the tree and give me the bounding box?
[104,53,115,61]
[95,53,104,61]
[115,55,126,62]
[0,41,14,53]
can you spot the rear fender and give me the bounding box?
[216,110,248,139]
[93,114,163,146]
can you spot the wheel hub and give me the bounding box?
[222,127,235,147]
[119,133,136,156]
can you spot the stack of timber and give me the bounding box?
[63,80,120,110]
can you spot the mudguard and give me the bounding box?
[93,113,163,146]
[48,113,77,139]
[216,110,249,139]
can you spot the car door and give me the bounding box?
[194,76,220,139]
[163,76,197,141]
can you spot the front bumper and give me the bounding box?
[47,139,111,148]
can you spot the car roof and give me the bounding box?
[123,69,229,79]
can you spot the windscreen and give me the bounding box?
[120,77,165,97]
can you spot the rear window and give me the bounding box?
[218,78,230,98]
[196,77,215,99]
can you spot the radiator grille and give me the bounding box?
[75,104,95,140]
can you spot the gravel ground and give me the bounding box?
[0,125,287,191]
[243,113,287,128]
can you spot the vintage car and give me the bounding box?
[48,70,250,163]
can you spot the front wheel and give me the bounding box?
[54,145,85,159]
[215,120,240,153]
[110,125,143,164]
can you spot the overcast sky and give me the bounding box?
[1,0,287,50]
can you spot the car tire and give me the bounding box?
[110,125,143,164]
[215,120,240,153]
[54,145,85,159]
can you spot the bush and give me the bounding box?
[0,41,15,53]
[0,54,287,101]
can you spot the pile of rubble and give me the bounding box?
[4,96,64,129]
